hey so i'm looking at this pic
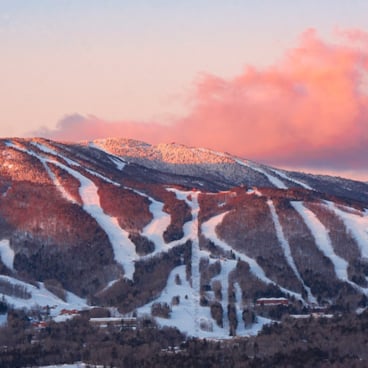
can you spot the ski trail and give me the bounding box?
[202,212,271,284]
[43,161,78,204]
[130,187,199,260]
[30,141,80,167]
[196,146,288,189]
[213,259,237,334]
[201,211,303,300]
[84,168,120,186]
[5,142,77,203]
[0,239,14,270]
[7,143,137,279]
[235,159,288,189]
[169,189,201,336]
[89,141,127,171]
[267,200,316,303]
[53,163,137,279]
[270,168,313,190]
[33,141,122,186]
[109,156,126,170]
[325,201,368,259]
[291,202,350,283]
[140,193,171,255]
[0,275,88,315]
[136,264,239,339]
[234,282,245,334]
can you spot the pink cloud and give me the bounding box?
[38,114,169,144]
[36,29,368,174]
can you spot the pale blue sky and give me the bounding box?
[0,0,368,135]
[1,1,368,182]
[1,1,367,134]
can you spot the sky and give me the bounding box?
[1,0,368,181]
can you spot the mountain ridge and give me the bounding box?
[0,137,368,338]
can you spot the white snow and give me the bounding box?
[201,211,304,301]
[44,162,78,204]
[235,159,288,189]
[137,189,272,338]
[0,313,7,326]
[64,289,89,308]
[220,277,275,337]
[137,265,219,338]
[0,276,88,316]
[6,143,138,279]
[37,364,102,368]
[202,212,270,284]
[270,168,313,190]
[267,200,316,303]
[89,141,126,170]
[2,185,11,197]
[31,141,80,167]
[0,239,14,270]
[234,282,246,335]
[169,189,201,335]
[138,192,171,256]
[212,259,237,333]
[109,156,126,170]
[5,140,325,338]
[5,143,77,203]
[325,202,368,259]
[99,278,120,292]
[84,168,120,186]
[137,264,271,338]
[61,165,137,279]
[254,189,263,197]
[31,141,59,156]
[234,283,243,309]
[196,147,288,189]
[90,317,122,323]
[291,201,350,282]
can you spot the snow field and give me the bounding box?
[109,156,126,170]
[10,142,195,281]
[201,212,270,284]
[137,265,224,338]
[0,239,14,270]
[6,143,77,203]
[325,202,368,259]
[11,139,366,338]
[88,141,126,171]
[201,211,304,301]
[7,143,138,279]
[212,259,237,333]
[267,200,316,303]
[0,313,7,326]
[133,190,171,256]
[31,141,81,167]
[168,189,201,335]
[0,275,88,316]
[66,166,137,279]
[196,146,289,190]
[140,188,268,338]
[291,202,350,283]
[270,168,313,190]
[235,159,288,189]
[137,264,271,339]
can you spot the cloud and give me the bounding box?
[35,29,368,176]
[38,113,173,144]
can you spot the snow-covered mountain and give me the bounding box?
[1,137,368,338]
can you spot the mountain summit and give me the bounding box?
[0,137,368,338]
